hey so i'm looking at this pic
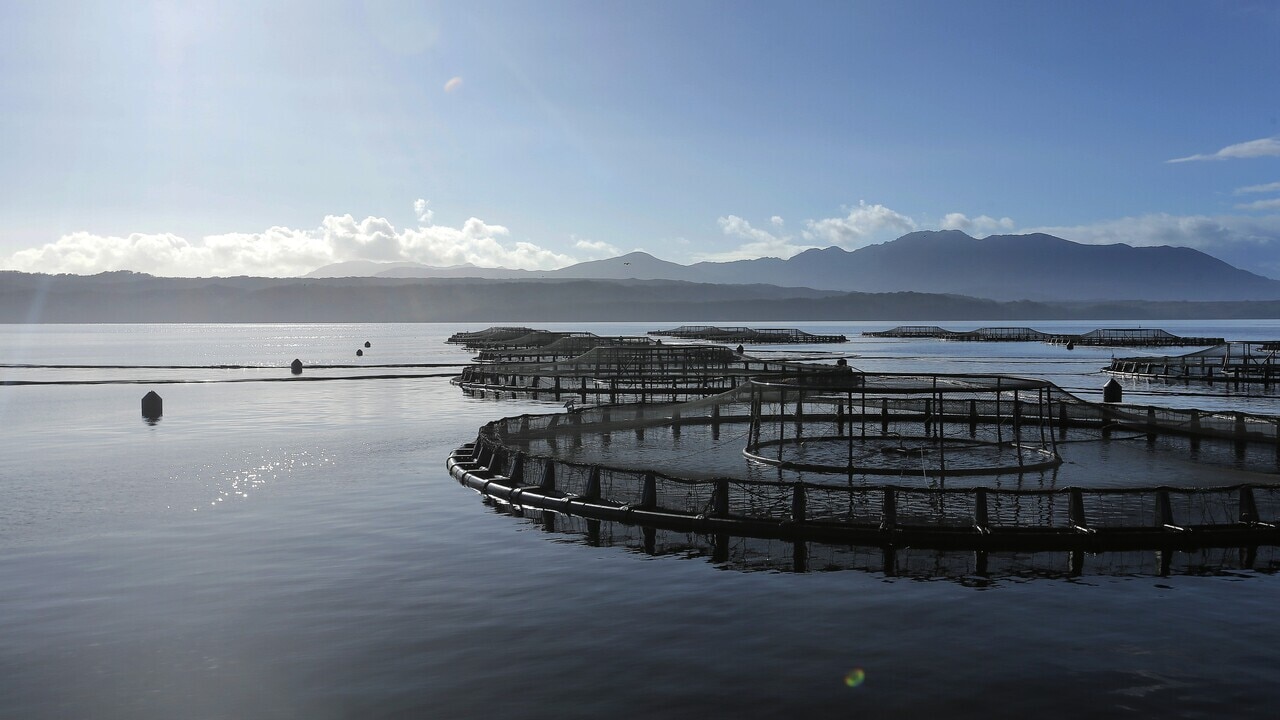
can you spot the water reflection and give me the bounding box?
[486,500,1280,583]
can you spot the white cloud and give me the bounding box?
[1167,136,1280,163]
[1235,181,1280,195]
[940,212,1016,236]
[4,206,578,277]
[801,201,916,249]
[695,215,815,262]
[1236,198,1280,211]
[573,238,621,256]
[770,215,784,227]
[443,76,463,93]
[413,198,434,224]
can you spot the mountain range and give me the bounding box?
[306,230,1280,303]
[8,271,1280,323]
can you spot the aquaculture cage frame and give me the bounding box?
[742,373,1063,477]
[1107,341,1280,387]
[447,372,1280,552]
[454,344,850,403]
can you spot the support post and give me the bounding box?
[880,487,897,530]
[539,458,556,491]
[639,472,657,509]
[508,452,525,485]
[974,488,989,533]
[791,482,807,523]
[584,465,601,499]
[1240,485,1259,524]
[1069,488,1089,531]
[712,478,730,518]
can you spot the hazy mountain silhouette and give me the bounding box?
[7,271,1280,323]
[305,231,1280,302]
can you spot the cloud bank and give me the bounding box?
[5,201,577,277]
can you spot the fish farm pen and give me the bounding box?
[864,325,1224,347]
[454,345,845,403]
[495,507,1280,577]
[647,325,849,344]
[1107,341,1280,386]
[448,369,1280,557]
[475,335,657,363]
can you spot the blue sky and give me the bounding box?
[3,0,1280,278]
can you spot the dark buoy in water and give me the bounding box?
[1066,341,1075,350]
[836,358,848,367]
[1103,378,1123,403]
[356,348,364,357]
[736,344,744,354]
[141,390,163,422]
[364,341,371,348]
[290,358,303,375]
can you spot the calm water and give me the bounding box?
[3,321,1280,719]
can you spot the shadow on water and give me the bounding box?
[481,499,1280,585]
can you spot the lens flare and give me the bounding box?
[844,668,866,687]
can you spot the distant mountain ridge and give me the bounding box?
[305,231,1280,302]
[8,271,1280,323]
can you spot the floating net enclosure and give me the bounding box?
[742,373,1061,477]
[476,335,657,363]
[448,369,1280,553]
[864,325,1224,347]
[500,507,1280,578]
[455,345,846,403]
[1108,341,1280,387]
[648,325,848,344]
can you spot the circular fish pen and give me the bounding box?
[454,344,846,403]
[448,371,1280,553]
[742,373,1062,477]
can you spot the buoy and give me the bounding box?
[290,358,303,375]
[836,358,848,367]
[364,341,371,348]
[356,349,364,357]
[1102,378,1123,403]
[736,344,744,354]
[141,390,163,421]
[1066,341,1075,350]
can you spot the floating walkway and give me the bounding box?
[1107,341,1280,386]
[648,325,848,344]
[865,326,1224,347]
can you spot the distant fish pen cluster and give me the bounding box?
[1107,341,1280,386]
[454,344,846,403]
[449,368,1280,554]
[648,325,849,344]
[865,325,1224,347]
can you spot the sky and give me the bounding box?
[2,0,1280,278]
